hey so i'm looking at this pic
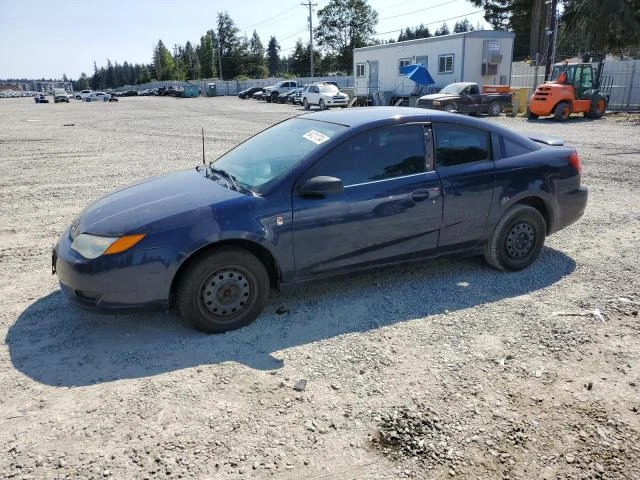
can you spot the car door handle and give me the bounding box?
[412,187,441,202]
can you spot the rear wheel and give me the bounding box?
[177,247,270,333]
[553,102,571,121]
[488,101,502,116]
[484,204,546,271]
[85,98,91,102]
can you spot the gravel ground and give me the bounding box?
[1,97,639,479]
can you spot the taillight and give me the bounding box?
[568,150,582,174]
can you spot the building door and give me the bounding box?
[368,61,379,93]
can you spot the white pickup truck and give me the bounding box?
[264,80,298,103]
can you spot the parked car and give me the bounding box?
[252,90,267,101]
[108,93,118,102]
[75,90,92,100]
[238,87,265,99]
[264,80,298,103]
[53,88,69,103]
[302,82,349,110]
[123,90,139,96]
[416,82,512,116]
[53,107,587,334]
[85,92,110,102]
[277,88,300,104]
[34,94,49,103]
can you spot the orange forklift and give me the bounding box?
[527,55,610,121]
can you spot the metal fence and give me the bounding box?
[118,76,354,96]
[509,59,640,112]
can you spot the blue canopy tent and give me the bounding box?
[399,63,435,86]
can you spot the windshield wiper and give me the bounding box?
[209,167,239,191]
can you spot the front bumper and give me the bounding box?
[53,228,184,313]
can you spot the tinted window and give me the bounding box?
[433,123,490,166]
[499,135,534,158]
[305,125,427,186]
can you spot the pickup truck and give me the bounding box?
[264,80,298,103]
[53,88,69,103]
[417,82,512,116]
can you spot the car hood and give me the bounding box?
[74,169,244,236]
[419,93,458,101]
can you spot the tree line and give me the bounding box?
[72,0,639,90]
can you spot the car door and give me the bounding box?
[292,124,443,279]
[431,122,495,249]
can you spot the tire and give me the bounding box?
[443,102,457,113]
[553,102,571,121]
[177,247,270,333]
[587,94,606,119]
[75,95,81,100]
[103,96,108,102]
[484,204,547,271]
[526,107,539,120]
[265,94,272,103]
[319,99,326,110]
[303,98,310,110]
[271,92,279,103]
[85,98,91,102]
[488,101,502,116]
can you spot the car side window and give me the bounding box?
[432,123,491,167]
[304,125,428,186]
[499,135,534,158]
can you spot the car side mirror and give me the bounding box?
[297,176,344,197]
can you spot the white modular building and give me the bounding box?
[353,30,515,102]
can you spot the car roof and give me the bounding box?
[300,106,480,127]
[299,107,536,144]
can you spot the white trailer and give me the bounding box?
[353,30,515,104]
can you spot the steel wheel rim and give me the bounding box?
[505,222,535,259]
[200,267,252,318]
[562,107,570,119]
[490,103,500,115]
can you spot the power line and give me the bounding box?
[379,0,460,21]
[373,10,483,36]
[280,27,308,42]
[240,3,299,31]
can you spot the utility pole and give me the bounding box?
[544,0,558,81]
[217,37,223,80]
[301,1,317,78]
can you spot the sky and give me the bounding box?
[0,0,488,79]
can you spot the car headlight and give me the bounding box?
[71,233,145,259]
[432,100,441,105]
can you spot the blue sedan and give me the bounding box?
[53,108,587,333]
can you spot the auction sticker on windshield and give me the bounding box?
[303,130,330,145]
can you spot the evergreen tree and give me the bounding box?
[154,40,176,80]
[267,36,280,76]
[453,18,474,33]
[289,39,308,76]
[247,30,267,78]
[76,73,89,90]
[434,22,450,36]
[217,11,243,79]
[91,61,100,90]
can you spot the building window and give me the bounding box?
[398,58,411,74]
[356,63,365,77]
[438,54,454,74]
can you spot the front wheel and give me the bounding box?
[443,102,457,113]
[75,95,81,100]
[319,99,326,110]
[177,247,270,333]
[484,204,546,271]
[303,98,310,110]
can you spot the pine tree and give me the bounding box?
[267,36,280,76]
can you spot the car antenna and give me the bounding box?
[201,127,206,165]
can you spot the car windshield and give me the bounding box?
[211,118,347,193]
[439,83,466,94]
[319,84,339,94]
